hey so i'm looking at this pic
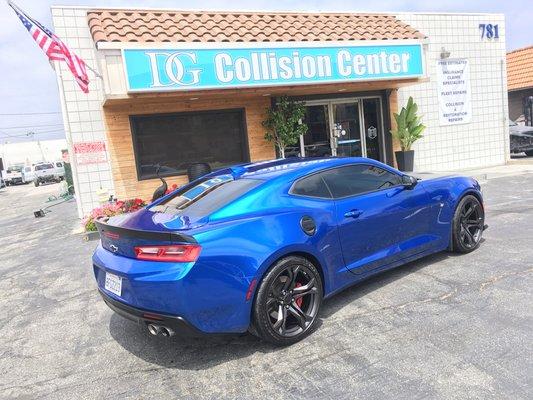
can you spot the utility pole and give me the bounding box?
[27,131,45,162]
[0,140,9,172]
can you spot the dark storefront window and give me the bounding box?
[130,109,249,180]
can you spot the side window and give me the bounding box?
[321,164,402,198]
[292,173,332,198]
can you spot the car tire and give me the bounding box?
[451,195,484,253]
[251,256,323,346]
[525,150,533,157]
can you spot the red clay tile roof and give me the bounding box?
[86,10,426,44]
[507,46,533,91]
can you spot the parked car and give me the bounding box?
[53,161,66,180]
[33,162,63,186]
[4,165,25,186]
[509,121,533,156]
[21,165,35,184]
[93,157,486,345]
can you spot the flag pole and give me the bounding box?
[85,63,102,79]
[9,0,102,80]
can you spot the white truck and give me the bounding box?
[33,162,65,186]
[4,165,25,186]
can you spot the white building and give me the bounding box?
[50,7,508,217]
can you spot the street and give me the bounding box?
[0,175,532,400]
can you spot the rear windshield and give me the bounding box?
[151,174,261,216]
[35,163,54,171]
[7,166,22,172]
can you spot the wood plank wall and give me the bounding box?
[103,95,274,201]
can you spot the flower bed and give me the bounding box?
[83,198,146,232]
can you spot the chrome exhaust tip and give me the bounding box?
[147,323,161,336]
[147,323,174,337]
[160,327,175,337]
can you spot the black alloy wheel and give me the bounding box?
[452,195,484,253]
[252,256,322,345]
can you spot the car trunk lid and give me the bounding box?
[95,212,198,259]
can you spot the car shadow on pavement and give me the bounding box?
[108,250,462,370]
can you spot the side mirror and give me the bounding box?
[401,174,418,190]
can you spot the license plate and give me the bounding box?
[104,272,122,296]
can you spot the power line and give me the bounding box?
[4,128,66,135]
[0,111,61,116]
[0,130,65,139]
[0,123,64,130]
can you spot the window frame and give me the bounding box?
[129,108,250,181]
[289,163,404,200]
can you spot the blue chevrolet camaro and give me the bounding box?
[93,157,486,345]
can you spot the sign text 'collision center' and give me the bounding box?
[123,43,424,91]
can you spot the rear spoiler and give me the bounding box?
[94,218,197,244]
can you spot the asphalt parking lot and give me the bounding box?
[1,175,532,400]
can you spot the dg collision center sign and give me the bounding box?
[123,43,424,92]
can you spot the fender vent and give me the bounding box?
[300,216,316,236]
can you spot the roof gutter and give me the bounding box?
[95,38,429,51]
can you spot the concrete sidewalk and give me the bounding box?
[416,156,533,183]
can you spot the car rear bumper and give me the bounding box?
[99,289,205,336]
[36,175,58,181]
[92,244,254,334]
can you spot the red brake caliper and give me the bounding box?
[294,282,303,308]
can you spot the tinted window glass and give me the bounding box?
[321,164,401,198]
[130,109,248,180]
[35,164,54,171]
[152,176,261,216]
[292,173,332,198]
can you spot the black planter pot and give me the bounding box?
[187,163,212,182]
[395,150,415,172]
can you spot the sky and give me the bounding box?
[0,0,531,144]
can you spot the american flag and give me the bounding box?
[9,1,90,93]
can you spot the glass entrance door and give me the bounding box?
[300,96,386,163]
[332,102,363,157]
[361,98,384,162]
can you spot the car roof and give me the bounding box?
[233,157,390,181]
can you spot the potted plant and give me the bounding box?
[390,96,426,172]
[262,95,308,158]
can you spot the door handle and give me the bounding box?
[344,209,362,219]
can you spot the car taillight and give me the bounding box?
[134,244,201,262]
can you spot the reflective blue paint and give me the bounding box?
[92,157,482,334]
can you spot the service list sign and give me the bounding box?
[123,43,424,92]
[437,59,472,125]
